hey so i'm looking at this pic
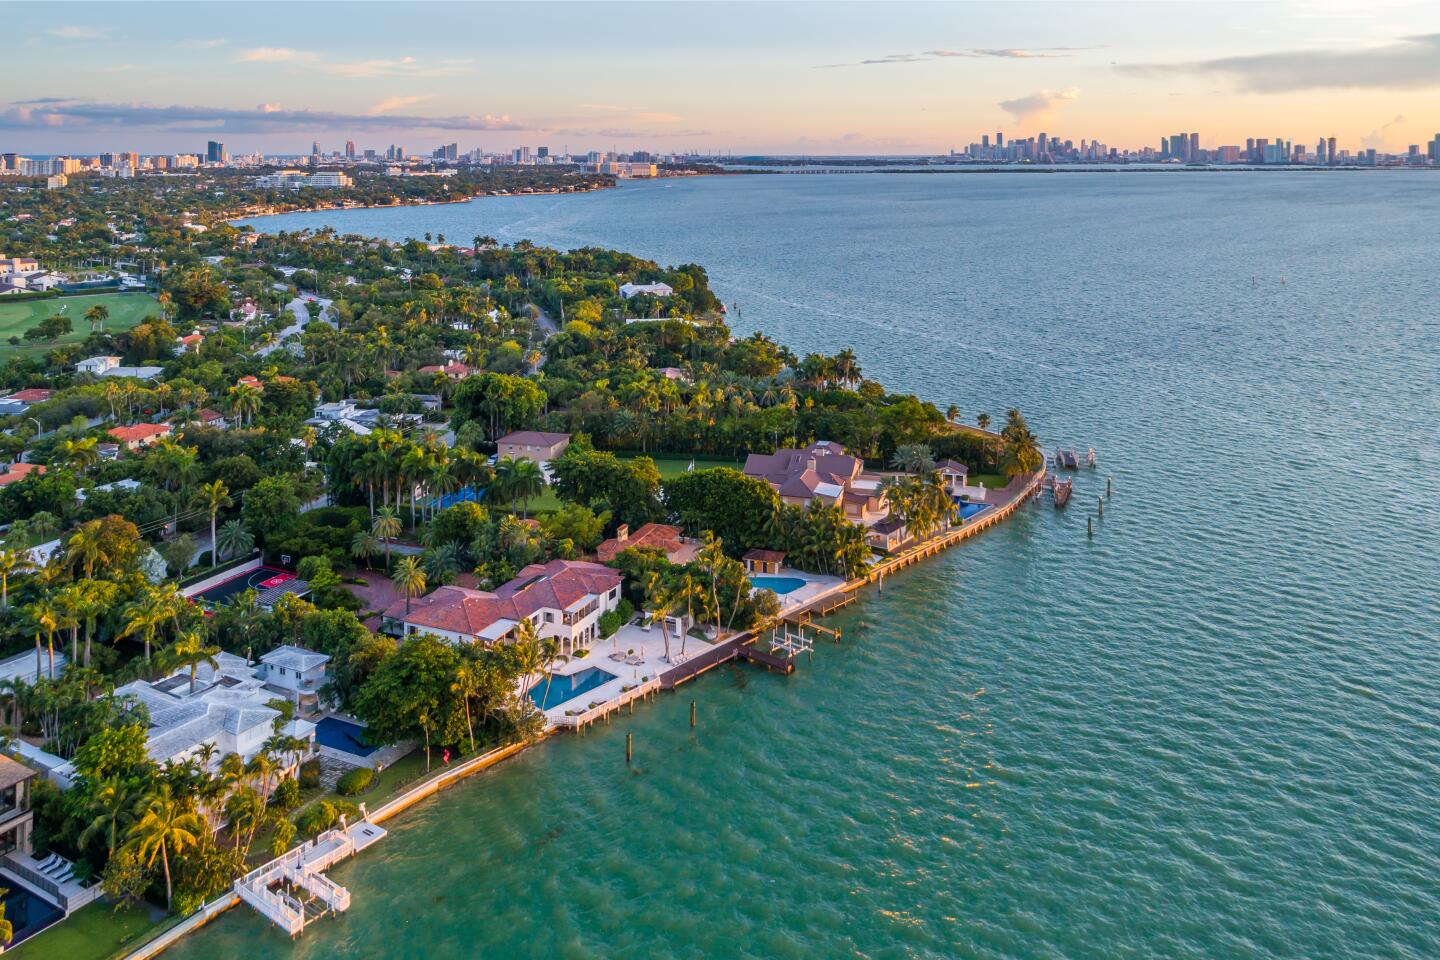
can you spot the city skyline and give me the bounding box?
[5,2,1440,154]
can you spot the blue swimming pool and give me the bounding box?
[315,716,378,757]
[1,883,63,946]
[750,575,808,595]
[530,667,619,711]
[956,500,992,520]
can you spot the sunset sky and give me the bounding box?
[6,1,1440,155]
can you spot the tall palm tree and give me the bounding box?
[169,631,221,695]
[350,530,379,570]
[79,775,137,856]
[372,507,402,569]
[508,458,545,519]
[644,573,678,663]
[119,586,180,665]
[125,783,204,911]
[26,597,70,679]
[450,662,478,754]
[216,519,254,562]
[0,548,33,611]
[491,456,518,512]
[191,480,231,569]
[391,555,426,613]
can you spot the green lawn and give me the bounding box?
[970,473,1009,490]
[9,900,168,960]
[623,454,744,479]
[0,293,158,356]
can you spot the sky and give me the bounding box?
[5,1,1440,156]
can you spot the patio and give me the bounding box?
[752,566,849,613]
[532,621,719,726]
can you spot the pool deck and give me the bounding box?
[537,623,720,727]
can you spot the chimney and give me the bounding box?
[616,524,629,542]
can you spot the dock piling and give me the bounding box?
[1107,476,1112,498]
[690,701,696,728]
[1098,497,1104,517]
[1088,516,1094,538]
[626,732,633,764]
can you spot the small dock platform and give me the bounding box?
[235,818,386,937]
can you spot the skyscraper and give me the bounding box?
[1189,132,1199,161]
[206,141,226,164]
[1327,137,1337,166]
[345,140,356,159]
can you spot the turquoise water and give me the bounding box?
[194,173,1440,958]
[530,667,619,710]
[749,575,808,595]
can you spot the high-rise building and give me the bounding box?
[311,140,321,156]
[537,146,549,159]
[1327,137,1337,166]
[1316,139,1327,165]
[206,141,226,164]
[345,140,356,159]
[1189,132,1199,161]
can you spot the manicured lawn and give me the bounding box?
[622,454,744,479]
[970,473,1009,490]
[0,293,158,356]
[10,900,167,960]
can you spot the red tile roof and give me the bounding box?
[595,523,696,563]
[0,462,44,487]
[385,559,621,638]
[4,389,53,403]
[107,423,172,443]
[497,430,570,448]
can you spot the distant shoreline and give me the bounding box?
[227,181,618,224]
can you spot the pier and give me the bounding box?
[234,819,386,937]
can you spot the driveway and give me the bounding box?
[258,295,336,357]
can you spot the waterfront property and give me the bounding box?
[384,558,622,655]
[744,440,888,524]
[743,549,786,575]
[258,645,332,711]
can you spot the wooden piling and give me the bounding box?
[690,701,696,728]
[1088,516,1094,538]
[1098,497,1104,517]
[1107,476,1112,498]
[626,732,633,764]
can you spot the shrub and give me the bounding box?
[335,767,374,796]
[271,776,300,811]
[296,801,337,837]
[299,758,322,789]
[598,610,622,639]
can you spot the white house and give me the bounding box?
[384,559,622,656]
[258,645,331,710]
[110,652,316,769]
[618,282,674,299]
[76,355,122,375]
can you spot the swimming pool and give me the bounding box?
[1,883,63,946]
[315,716,378,757]
[530,667,618,711]
[956,500,991,520]
[750,575,808,595]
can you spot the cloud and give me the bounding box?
[819,46,1094,68]
[182,39,228,50]
[632,111,684,124]
[1122,34,1440,92]
[0,99,527,134]
[235,47,316,63]
[998,87,1080,124]
[1361,113,1406,148]
[47,26,106,40]
[370,95,427,115]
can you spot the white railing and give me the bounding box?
[551,677,661,728]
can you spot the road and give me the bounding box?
[258,295,336,357]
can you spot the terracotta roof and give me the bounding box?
[744,441,860,497]
[743,549,786,562]
[595,523,697,563]
[195,408,226,422]
[386,559,621,639]
[108,423,172,443]
[0,462,44,487]
[4,388,53,403]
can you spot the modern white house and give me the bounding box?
[258,645,332,711]
[618,281,674,299]
[107,652,317,770]
[76,355,122,375]
[385,559,622,656]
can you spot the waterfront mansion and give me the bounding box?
[744,440,888,524]
[384,559,622,655]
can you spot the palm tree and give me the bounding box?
[491,455,517,512]
[125,783,204,911]
[84,303,109,332]
[79,775,137,856]
[26,597,71,679]
[508,458,546,519]
[976,412,991,432]
[372,506,402,569]
[191,480,231,569]
[169,631,221,695]
[119,586,180,665]
[0,548,34,611]
[350,530,379,570]
[391,556,426,613]
[450,662,478,754]
[227,383,262,428]
[644,573,677,663]
[56,437,100,474]
[0,887,11,947]
[216,519,254,561]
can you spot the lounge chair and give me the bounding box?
[34,853,60,871]
[53,869,75,885]
[42,858,72,877]
[625,655,644,666]
[608,651,626,662]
